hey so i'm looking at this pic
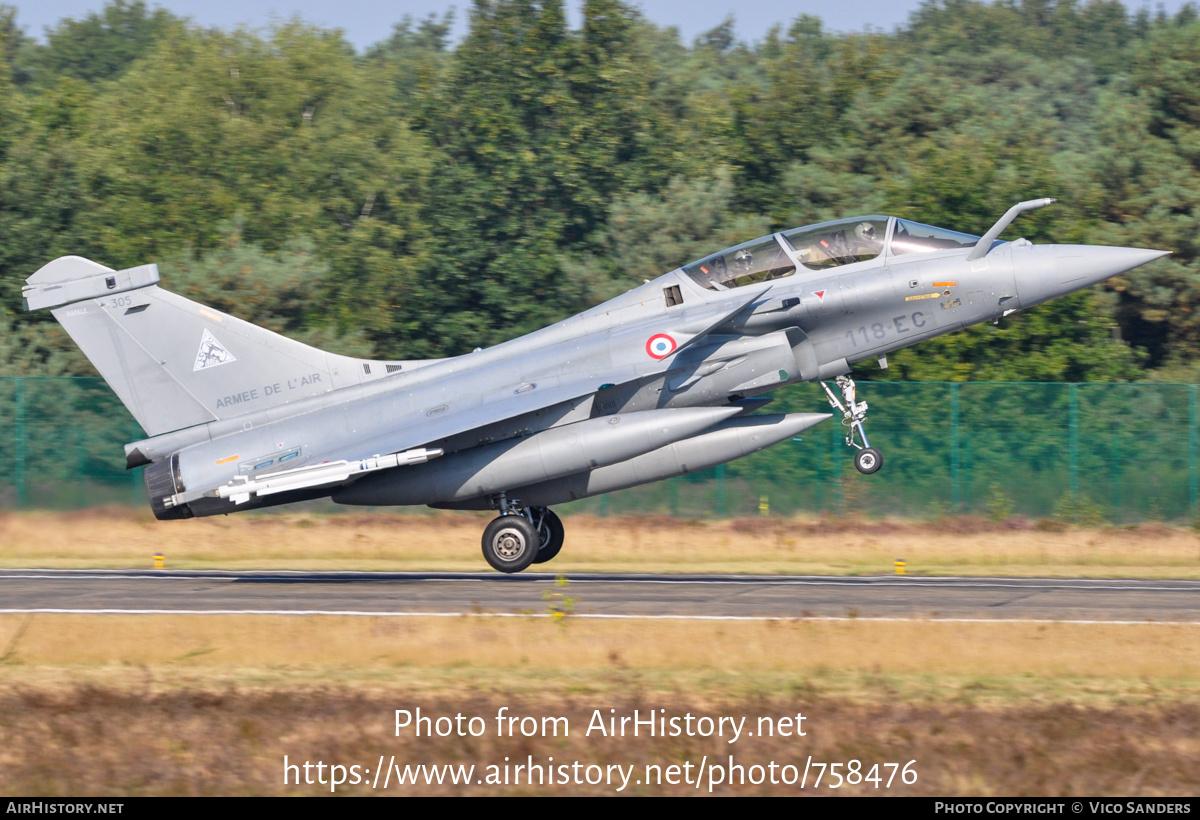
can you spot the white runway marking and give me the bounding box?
[0,608,1196,625]
[1,570,1197,593]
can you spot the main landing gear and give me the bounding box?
[481,515,539,573]
[820,375,884,475]
[480,494,566,573]
[531,507,564,564]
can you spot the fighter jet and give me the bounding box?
[22,198,1167,572]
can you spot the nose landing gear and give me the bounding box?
[821,375,884,475]
[853,446,882,474]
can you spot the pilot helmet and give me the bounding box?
[733,248,754,271]
[854,222,877,243]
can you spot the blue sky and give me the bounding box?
[10,0,1194,51]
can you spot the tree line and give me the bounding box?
[1,0,1199,384]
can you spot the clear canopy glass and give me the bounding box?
[682,235,796,291]
[890,220,979,256]
[781,218,888,271]
[679,216,984,291]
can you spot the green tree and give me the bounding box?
[31,0,182,85]
[3,0,1196,383]
[0,4,32,84]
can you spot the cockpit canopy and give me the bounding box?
[890,219,979,256]
[781,218,888,271]
[682,216,981,290]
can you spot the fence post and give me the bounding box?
[1190,384,1198,519]
[1110,432,1121,523]
[950,382,960,510]
[814,435,824,512]
[830,414,842,511]
[1069,383,1079,497]
[14,377,26,509]
[76,418,86,509]
[131,420,144,506]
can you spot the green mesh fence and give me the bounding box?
[2,377,1197,523]
[0,377,146,509]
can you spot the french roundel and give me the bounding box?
[645,333,677,359]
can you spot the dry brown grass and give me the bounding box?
[1,615,1199,795]
[1,686,1197,795]
[2,614,1199,704]
[2,509,1199,577]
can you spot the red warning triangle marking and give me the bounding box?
[813,290,826,302]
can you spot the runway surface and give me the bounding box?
[1,570,1199,621]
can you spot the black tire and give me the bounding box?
[854,447,883,475]
[532,508,565,564]
[481,515,540,573]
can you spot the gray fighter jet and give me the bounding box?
[23,198,1167,572]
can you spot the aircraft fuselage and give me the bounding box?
[23,200,1169,571]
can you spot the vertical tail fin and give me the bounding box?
[24,256,404,437]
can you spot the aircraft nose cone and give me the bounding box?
[1014,245,1169,310]
[1055,246,1169,287]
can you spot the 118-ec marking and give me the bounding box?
[845,311,929,348]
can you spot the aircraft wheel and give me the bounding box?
[854,447,883,475]
[532,508,565,564]
[482,515,540,573]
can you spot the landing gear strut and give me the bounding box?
[480,494,566,573]
[820,375,884,475]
